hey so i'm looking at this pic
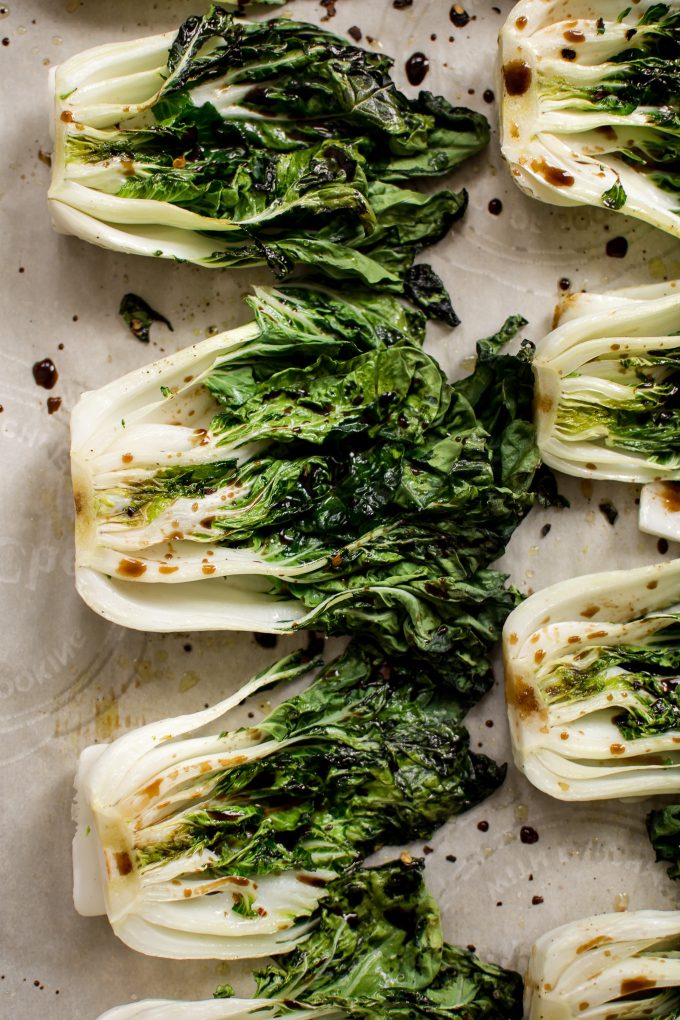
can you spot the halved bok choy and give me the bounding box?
[74,642,505,958]
[526,908,680,1019]
[72,284,541,691]
[533,279,680,544]
[504,558,680,800]
[94,856,523,1019]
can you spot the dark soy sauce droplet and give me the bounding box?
[450,4,469,27]
[32,358,58,389]
[606,236,628,258]
[405,52,429,86]
[254,633,278,649]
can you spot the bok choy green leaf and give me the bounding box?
[648,803,680,881]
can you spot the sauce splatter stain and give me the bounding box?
[450,4,469,27]
[606,236,628,258]
[32,358,58,389]
[405,52,429,86]
[117,558,147,578]
[531,157,574,187]
[503,60,532,96]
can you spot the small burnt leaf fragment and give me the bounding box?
[119,293,174,343]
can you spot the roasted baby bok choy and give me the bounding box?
[500,0,680,239]
[72,285,540,689]
[73,643,504,958]
[49,6,489,318]
[504,558,680,800]
[526,909,680,1020]
[533,280,680,544]
[95,858,523,1019]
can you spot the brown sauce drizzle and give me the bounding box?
[503,60,532,96]
[117,558,147,578]
[661,482,680,512]
[576,935,612,954]
[621,977,656,995]
[530,157,574,187]
[115,851,133,876]
[509,680,542,718]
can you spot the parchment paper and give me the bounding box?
[2,1,680,1016]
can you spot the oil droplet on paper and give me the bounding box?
[613,892,629,912]
[95,693,120,742]
[179,671,200,693]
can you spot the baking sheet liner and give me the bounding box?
[1,0,680,1015]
